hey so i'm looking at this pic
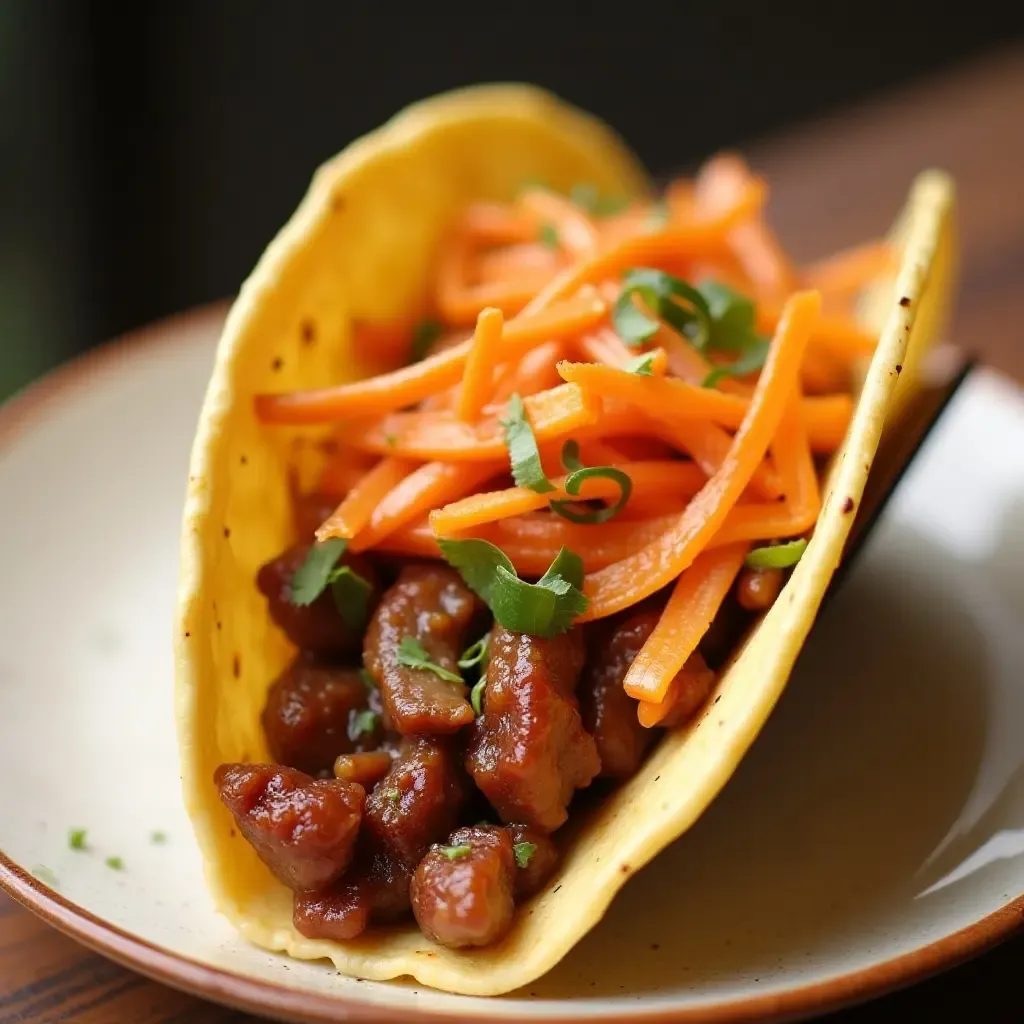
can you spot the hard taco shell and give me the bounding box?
[174,84,956,995]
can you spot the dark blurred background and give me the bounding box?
[2,1,1022,400]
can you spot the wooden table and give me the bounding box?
[3,43,1023,1024]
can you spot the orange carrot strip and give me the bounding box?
[439,270,555,324]
[771,387,822,527]
[460,202,538,244]
[578,289,821,620]
[558,362,852,454]
[518,188,600,256]
[316,456,416,542]
[624,543,749,703]
[346,382,600,461]
[570,400,782,501]
[254,292,607,425]
[429,460,705,536]
[349,460,503,552]
[476,243,561,283]
[490,341,566,406]
[456,307,505,421]
[756,304,877,360]
[521,179,767,317]
[636,655,716,729]
[318,446,378,496]
[803,240,894,297]
[695,153,797,300]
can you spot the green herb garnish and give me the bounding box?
[438,539,587,638]
[358,668,377,690]
[612,268,712,348]
[329,565,372,630]
[396,636,463,683]
[289,538,348,606]
[549,440,632,525]
[538,223,559,249]
[105,856,124,871]
[470,678,487,717]
[151,831,168,844]
[437,844,472,860]
[745,538,807,570]
[410,319,442,363]
[68,829,87,851]
[457,636,489,671]
[623,351,656,375]
[500,393,555,494]
[612,271,770,384]
[383,788,401,803]
[350,709,379,737]
[513,841,537,869]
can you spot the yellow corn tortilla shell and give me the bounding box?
[174,83,956,996]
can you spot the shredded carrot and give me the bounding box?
[578,290,821,620]
[349,461,503,552]
[695,153,798,301]
[254,292,607,424]
[625,543,749,705]
[521,177,767,317]
[257,162,894,724]
[804,241,895,297]
[457,307,505,421]
[518,188,600,257]
[557,362,852,453]
[316,456,417,542]
[345,382,600,461]
[491,341,567,405]
[430,461,706,536]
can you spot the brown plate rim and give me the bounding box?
[0,305,1022,1023]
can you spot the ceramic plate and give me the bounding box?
[2,307,1023,1023]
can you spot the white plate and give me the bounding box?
[1,307,1023,1023]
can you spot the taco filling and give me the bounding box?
[210,153,899,951]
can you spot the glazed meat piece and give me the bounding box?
[411,825,516,948]
[215,764,364,892]
[506,823,559,899]
[262,659,383,776]
[364,736,471,868]
[257,543,379,659]
[467,627,599,832]
[579,608,661,779]
[657,651,716,728]
[293,844,411,941]
[363,565,479,734]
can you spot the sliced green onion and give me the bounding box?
[745,538,808,570]
[458,636,489,670]
[105,856,124,871]
[438,538,587,639]
[550,440,632,525]
[513,841,537,869]
[470,678,487,717]
[350,709,378,737]
[703,338,770,387]
[623,351,656,375]
[500,393,555,493]
[396,636,463,683]
[68,829,87,851]
[151,831,168,844]
[289,538,348,606]
[437,844,472,860]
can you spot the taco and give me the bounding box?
[175,84,956,995]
